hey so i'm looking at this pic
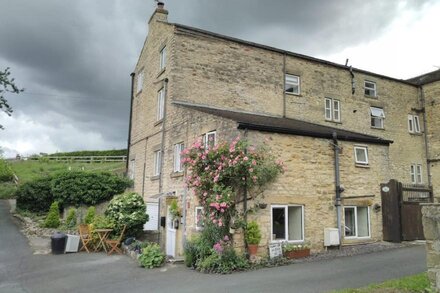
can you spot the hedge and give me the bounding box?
[51,171,131,206]
[48,149,127,157]
[15,171,132,213]
[16,177,54,213]
[0,159,14,183]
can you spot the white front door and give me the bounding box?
[166,206,176,257]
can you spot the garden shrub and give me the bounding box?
[245,221,261,245]
[65,208,76,228]
[84,206,96,224]
[105,192,148,237]
[138,243,165,269]
[16,177,54,213]
[90,215,115,230]
[0,159,14,182]
[51,171,131,206]
[44,202,61,228]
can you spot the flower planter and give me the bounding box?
[248,244,258,256]
[284,248,310,259]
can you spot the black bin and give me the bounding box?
[51,232,67,254]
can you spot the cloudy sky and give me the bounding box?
[0,0,439,158]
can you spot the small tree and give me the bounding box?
[0,68,24,129]
[84,206,96,224]
[44,202,61,228]
[65,208,77,228]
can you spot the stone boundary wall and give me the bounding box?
[422,203,440,292]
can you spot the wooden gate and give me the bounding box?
[380,179,433,242]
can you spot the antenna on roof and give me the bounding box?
[345,58,349,66]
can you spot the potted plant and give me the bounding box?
[169,199,181,220]
[245,221,261,256]
[282,242,311,259]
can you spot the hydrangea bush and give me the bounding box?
[183,137,283,273]
[105,192,149,237]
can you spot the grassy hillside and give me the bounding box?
[0,160,126,199]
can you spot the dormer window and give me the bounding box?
[364,81,377,97]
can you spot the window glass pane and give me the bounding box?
[416,165,422,183]
[325,99,332,119]
[370,107,384,118]
[408,115,414,132]
[285,74,299,94]
[333,100,340,121]
[160,46,166,70]
[272,207,286,240]
[157,89,164,121]
[196,207,204,229]
[355,148,367,163]
[371,117,383,128]
[414,116,420,132]
[288,206,303,241]
[357,207,369,237]
[344,208,356,236]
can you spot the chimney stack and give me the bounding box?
[149,1,168,24]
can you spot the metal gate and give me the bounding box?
[380,179,433,242]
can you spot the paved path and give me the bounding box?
[0,200,427,293]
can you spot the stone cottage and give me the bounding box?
[127,2,440,257]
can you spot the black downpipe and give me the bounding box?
[126,72,135,172]
[243,129,249,252]
[332,132,342,248]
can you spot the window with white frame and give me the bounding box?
[354,146,369,165]
[195,206,204,230]
[129,159,135,180]
[173,142,184,172]
[271,205,304,242]
[344,206,370,238]
[159,46,166,71]
[408,114,421,133]
[156,88,165,121]
[136,71,144,94]
[324,98,341,122]
[364,80,377,97]
[153,150,162,176]
[410,164,423,184]
[285,74,300,95]
[203,131,216,149]
[370,107,385,129]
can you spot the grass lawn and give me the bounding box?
[0,160,126,199]
[332,273,430,293]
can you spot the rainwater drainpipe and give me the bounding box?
[243,128,249,252]
[282,54,287,118]
[332,132,342,248]
[420,87,433,188]
[126,72,135,172]
[159,78,169,194]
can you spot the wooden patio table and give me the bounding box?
[94,229,113,253]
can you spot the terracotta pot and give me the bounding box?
[284,248,310,259]
[248,244,258,256]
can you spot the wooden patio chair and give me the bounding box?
[78,224,93,253]
[105,225,126,255]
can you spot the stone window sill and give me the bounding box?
[150,175,160,181]
[154,119,163,126]
[325,119,342,125]
[355,163,370,168]
[409,132,423,136]
[170,172,184,178]
[285,92,302,97]
[364,94,378,99]
[371,126,385,131]
[157,68,166,78]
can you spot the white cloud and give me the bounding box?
[0,111,123,158]
[319,1,440,79]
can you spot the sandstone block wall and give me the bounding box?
[422,203,440,292]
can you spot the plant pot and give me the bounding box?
[248,244,258,256]
[284,248,310,259]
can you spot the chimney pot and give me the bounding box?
[157,2,164,9]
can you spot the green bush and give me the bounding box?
[138,243,165,269]
[84,206,96,224]
[0,182,17,199]
[44,202,61,228]
[91,215,115,230]
[48,149,127,157]
[197,247,249,274]
[0,159,14,182]
[105,192,148,237]
[16,177,54,213]
[51,171,131,206]
[65,208,77,228]
[245,221,261,245]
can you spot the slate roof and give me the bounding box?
[173,101,393,145]
[406,69,440,85]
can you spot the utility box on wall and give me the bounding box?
[324,228,340,246]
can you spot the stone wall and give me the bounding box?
[422,203,440,292]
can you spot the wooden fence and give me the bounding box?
[22,156,127,163]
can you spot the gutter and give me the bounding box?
[126,72,135,172]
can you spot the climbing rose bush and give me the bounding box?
[183,137,284,273]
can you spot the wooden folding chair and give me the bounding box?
[105,225,126,255]
[78,224,93,253]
